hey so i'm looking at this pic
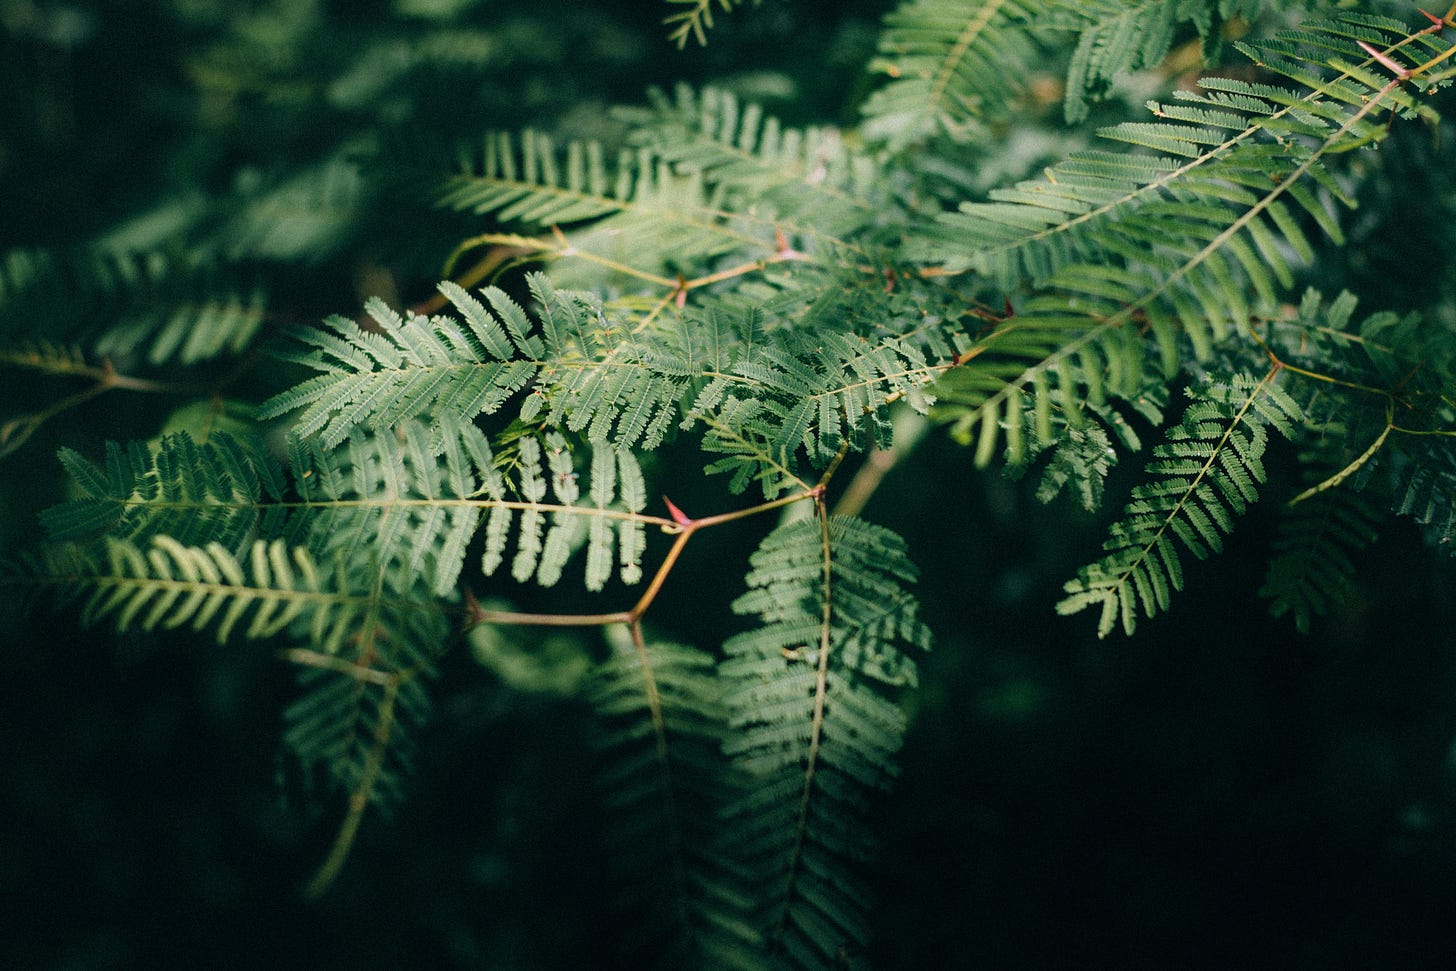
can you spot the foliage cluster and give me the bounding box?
[4,0,1456,966]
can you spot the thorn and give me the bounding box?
[770,228,809,262]
[1419,8,1445,26]
[662,495,693,527]
[672,274,688,309]
[1003,297,1015,319]
[1356,40,1411,79]
[463,587,485,624]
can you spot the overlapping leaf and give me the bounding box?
[1059,370,1302,636]
[719,515,930,966]
[588,635,759,968]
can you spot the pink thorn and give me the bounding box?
[662,495,693,527]
[1419,9,1445,26]
[1356,40,1411,79]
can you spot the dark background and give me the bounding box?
[3,1,1455,967]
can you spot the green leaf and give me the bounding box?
[1059,370,1303,637]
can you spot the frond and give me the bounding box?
[42,431,288,551]
[275,562,448,890]
[635,85,888,246]
[1254,287,1456,560]
[1260,474,1382,633]
[290,418,651,595]
[262,273,692,451]
[439,88,884,285]
[1054,0,1186,124]
[1260,289,1401,388]
[1006,379,1168,511]
[1049,0,1322,123]
[439,129,644,230]
[930,307,1153,470]
[703,260,970,365]
[258,282,541,448]
[1058,369,1302,637]
[21,527,443,835]
[1389,435,1456,553]
[683,282,975,497]
[915,12,1451,466]
[924,16,1442,292]
[524,278,691,449]
[1023,420,1118,510]
[695,327,953,495]
[43,414,654,606]
[863,0,1042,145]
[1266,289,1455,433]
[438,129,761,285]
[76,536,371,650]
[264,270,964,501]
[664,0,755,48]
[587,633,760,969]
[90,260,268,367]
[0,247,267,367]
[281,603,442,825]
[720,515,930,965]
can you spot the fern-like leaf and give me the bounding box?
[917,13,1451,468]
[272,559,447,900]
[266,271,964,500]
[1048,0,1312,123]
[440,87,887,286]
[46,416,655,607]
[637,85,887,246]
[863,0,1041,145]
[1006,380,1167,512]
[588,633,760,968]
[42,431,288,551]
[924,15,1441,290]
[259,283,541,448]
[930,305,1152,470]
[281,604,442,831]
[290,418,650,595]
[664,0,755,48]
[23,529,442,836]
[695,324,959,496]
[0,248,267,367]
[1256,287,1456,561]
[77,536,367,649]
[439,130,760,287]
[1054,0,1184,124]
[263,273,697,451]
[1260,478,1381,633]
[720,515,930,965]
[1059,369,1302,637]
[1389,435,1456,554]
